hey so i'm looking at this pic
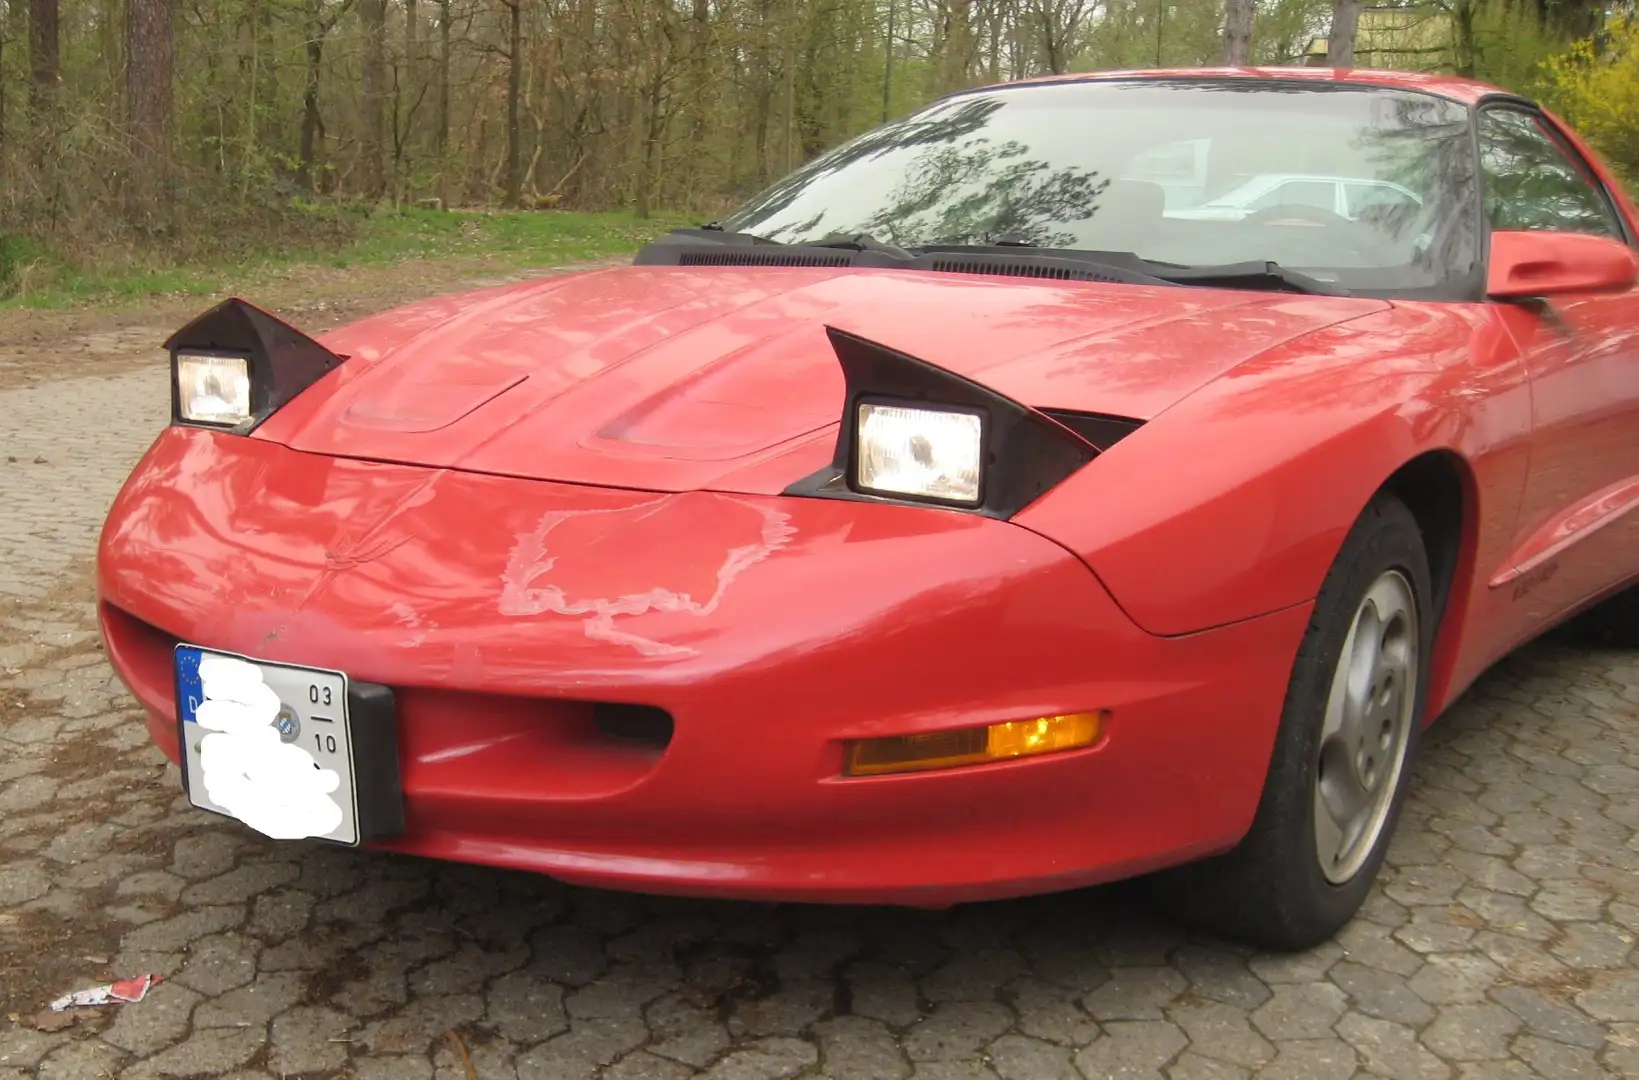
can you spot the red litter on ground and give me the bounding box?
[49,975,160,1011]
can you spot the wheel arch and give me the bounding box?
[1374,447,1481,719]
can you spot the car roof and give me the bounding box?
[967,66,1511,107]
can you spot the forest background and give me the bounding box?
[3,0,1638,302]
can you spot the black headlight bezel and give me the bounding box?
[163,297,346,434]
[783,326,1101,520]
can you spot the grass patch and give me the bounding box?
[0,206,697,309]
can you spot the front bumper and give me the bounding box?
[97,427,1312,905]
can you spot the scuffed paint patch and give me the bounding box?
[497,493,796,657]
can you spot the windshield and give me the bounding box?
[718,79,1482,298]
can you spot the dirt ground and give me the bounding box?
[0,255,622,392]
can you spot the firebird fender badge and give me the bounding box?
[1511,558,1559,601]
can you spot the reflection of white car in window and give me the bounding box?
[1165,173,1423,221]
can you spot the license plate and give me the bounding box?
[174,644,363,846]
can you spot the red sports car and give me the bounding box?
[97,67,1639,951]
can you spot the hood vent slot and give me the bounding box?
[927,257,1136,285]
[678,251,855,268]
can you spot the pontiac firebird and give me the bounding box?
[96,67,1639,950]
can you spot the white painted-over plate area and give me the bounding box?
[175,645,360,846]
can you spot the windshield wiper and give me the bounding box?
[1141,260,1352,297]
[805,233,917,259]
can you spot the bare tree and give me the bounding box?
[360,0,387,198]
[503,0,521,206]
[28,0,57,123]
[1222,0,1253,64]
[1326,0,1360,66]
[124,0,173,224]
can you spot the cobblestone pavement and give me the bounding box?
[2,306,1638,1080]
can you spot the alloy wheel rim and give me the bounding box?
[1314,568,1418,885]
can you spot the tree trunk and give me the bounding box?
[125,0,173,227]
[402,0,417,187]
[437,0,450,201]
[504,0,521,206]
[1326,0,1359,67]
[28,0,58,120]
[298,31,323,189]
[359,0,387,199]
[1452,0,1476,77]
[1222,0,1253,64]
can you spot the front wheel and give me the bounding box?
[1150,492,1433,951]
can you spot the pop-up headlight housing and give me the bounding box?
[163,297,346,433]
[785,326,1101,519]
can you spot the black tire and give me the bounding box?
[1149,491,1435,952]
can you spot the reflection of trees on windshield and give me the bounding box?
[729,93,1107,248]
[726,97,1007,232]
[715,80,1491,297]
[1478,109,1620,236]
[856,140,1106,248]
[1346,94,1479,270]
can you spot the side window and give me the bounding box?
[1478,109,1622,238]
[1249,180,1337,212]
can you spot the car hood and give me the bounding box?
[253,264,1388,494]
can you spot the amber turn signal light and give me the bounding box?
[843,712,1104,777]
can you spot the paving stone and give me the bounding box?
[100,980,202,1056]
[604,1051,698,1080]
[1511,1034,1606,1080]
[1249,983,1347,1041]
[1489,985,1609,1050]
[1166,1001,1274,1069]
[514,1017,648,1080]
[728,978,832,1037]
[1082,967,1188,1021]
[1169,947,1271,1010]
[1008,977,1100,1047]
[1072,1019,1188,1079]
[1327,961,1437,1025]
[904,1001,1013,1061]
[645,991,729,1067]
[1164,1054,1249,1080]
[1335,1011,1451,1079]
[37,1038,125,1080]
[848,961,923,1028]
[814,1016,911,1080]
[123,1028,263,1078]
[267,1004,355,1074]
[486,969,569,1045]
[1418,1002,1520,1061]
[697,1036,818,1080]
[172,932,258,996]
[1256,1038,1359,1080]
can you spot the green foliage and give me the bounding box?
[1532,21,1639,184]
[0,209,689,309]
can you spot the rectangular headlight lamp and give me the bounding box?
[175,352,252,427]
[854,401,985,505]
[843,712,1104,777]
